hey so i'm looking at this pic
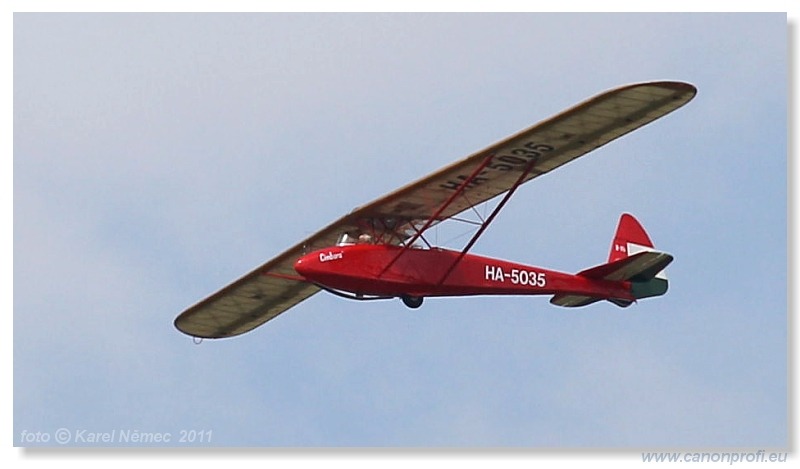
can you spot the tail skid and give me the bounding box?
[551,213,671,308]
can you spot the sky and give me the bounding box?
[11,9,789,455]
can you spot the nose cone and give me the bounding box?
[294,249,347,284]
[294,254,315,278]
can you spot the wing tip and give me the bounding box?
[630,80,698,101]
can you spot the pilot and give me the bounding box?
[357,233,373,244]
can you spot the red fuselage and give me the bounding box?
[294,244,633,301]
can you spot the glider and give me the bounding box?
[175,81,697,339]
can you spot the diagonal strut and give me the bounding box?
[436,157,540,285]
[377,153,496,277]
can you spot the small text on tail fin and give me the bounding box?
[609,213,654,263]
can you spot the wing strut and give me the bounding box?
[377,153,496,277]
[436,156,539,285]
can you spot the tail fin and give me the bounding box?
[608,213,656,263]
[551,213,672,308]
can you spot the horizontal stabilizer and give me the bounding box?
[578,250,673,282]
[550,250,672,308]
[549,294,604,307]
[550,214,672,309]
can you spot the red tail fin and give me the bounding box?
[551,213,671,308]
[608,213,654,263]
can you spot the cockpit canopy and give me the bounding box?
[336,233,374,246]
[336,233,357,246]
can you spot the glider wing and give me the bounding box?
[174,81,696,338]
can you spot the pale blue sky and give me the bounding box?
[13,12,787,448]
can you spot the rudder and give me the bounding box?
[609,213,655,263]
[607,213,671,301]
[551,213,671,308]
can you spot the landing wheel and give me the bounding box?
[401,295,424,309]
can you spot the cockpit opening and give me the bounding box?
[336,232,374,246]
[336,233,357,246]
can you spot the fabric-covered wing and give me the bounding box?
[174,262,317,339]
[348,81,696,233]
[174,81,696,339]
[174,214,374,338]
